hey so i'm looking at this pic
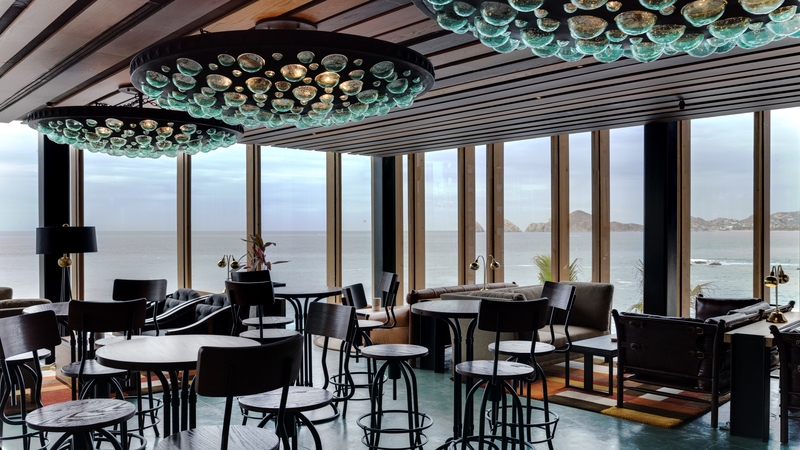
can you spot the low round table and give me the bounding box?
[96,335,258,436]
[411,300,480,449]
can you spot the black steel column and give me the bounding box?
[643,122,679,316]
[372,156,396,298]
[38,135,71,302]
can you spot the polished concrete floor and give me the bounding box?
[2,343,797,450]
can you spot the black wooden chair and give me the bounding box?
[239,303,356,449]
[154,337,303,450]
[231,270,293,328]
[226,280,299,343]
[771,323,800,444]
[1,311,136,450]
[456,298,552,450]
[62,299,147,401]
[356,272,400,329]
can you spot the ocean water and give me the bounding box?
[2,231,798,315]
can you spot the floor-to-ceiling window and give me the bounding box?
[770,108,800,306]
[260,147,326,287]
[191,146,246,291]
[83,153,178,299]
[504,138,551,286]
[609,127,644,312]
[0,123,40,298]
[425,149,458,287]
[569,133,592,281]
[690,114,754,303]
[475,146,487,280]
[341,154,373,296]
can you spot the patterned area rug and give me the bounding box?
[519,358,729,428]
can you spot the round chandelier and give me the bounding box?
[28,105,243,159]
[413,0,800,63]
[129,21,436,131]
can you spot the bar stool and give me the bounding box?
[456,298,553,450]
[226,280,300,343]
[1,311,138,450]
[357,344,432,450]
[0,345,52,449]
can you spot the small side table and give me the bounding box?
[565,335,617,396]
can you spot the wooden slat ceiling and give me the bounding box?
[2,0,800,155]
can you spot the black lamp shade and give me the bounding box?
[36,226,98,255]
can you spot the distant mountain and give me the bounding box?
[475,220,521,232]
[524,210,643,232]
[691,211,799,231]
[521,210,800,232]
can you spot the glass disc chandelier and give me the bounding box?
[413,0,800,63]
[28,104,243,159]
[128,20,435,131]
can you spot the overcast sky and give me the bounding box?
[2,109,799,232]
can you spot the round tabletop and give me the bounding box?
[274,286,341,298]
[22,301,69,319]
[95,335,258,372]
[411,299,480,319]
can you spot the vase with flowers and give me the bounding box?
[243,234,289,272]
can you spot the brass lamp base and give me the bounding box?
[767,310,788,323]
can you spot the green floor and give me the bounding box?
[2,343,797,450]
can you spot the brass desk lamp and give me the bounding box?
[765,265,790,324]
[470,255,500,290]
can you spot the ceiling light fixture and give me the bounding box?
[28,87,243,159]
[413,0,800,63]
[129,19,436,131]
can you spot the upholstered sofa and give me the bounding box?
[613,298,794,428]
[0,287,52,319]
[440,281,615,367]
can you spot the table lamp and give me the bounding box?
[765,265,789,324]
[36,224,97,302]
[470,255,500,290]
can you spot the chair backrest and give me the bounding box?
[342,283,369,310]
[378,272,400,307]
[231,270,272,283]
[0,310,61,361]
[194,334,303,450]
[225,280,275,307]
[112,279,167,303]
[306,301,355,341]
[541,281,576,313]
[194,334,303,398]
[68,299,147,333]
[477,298,549,333]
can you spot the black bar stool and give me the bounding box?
[357,343,432,450]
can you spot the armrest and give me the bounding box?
[166,306,233,336]
[143,296,207,331]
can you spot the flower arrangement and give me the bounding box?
[242,234,289,271]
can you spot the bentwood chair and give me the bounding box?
[226,280,299,343]
[239,304,356,449]
[155,338,302,450]
[356,273,400,329]
[457,298,552,450]
[771,324,800,444]
[2,311,136,450]
[62,299,147,408]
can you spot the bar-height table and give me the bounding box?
[274,286,341,386]
[96,335,258,436]
[411,299,480,449]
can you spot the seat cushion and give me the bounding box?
[61,360,127,378]
[537,324,599,350]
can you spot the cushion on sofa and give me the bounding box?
[406,282,518,304]
[728,301,772,316]
[462,290,525,301]
[440,293,483,301]
[694,295,762,320]
[557,282,614,332]
[538,324,599,349]
[0,287,12,300]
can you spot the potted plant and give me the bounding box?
[242,234,289,271]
